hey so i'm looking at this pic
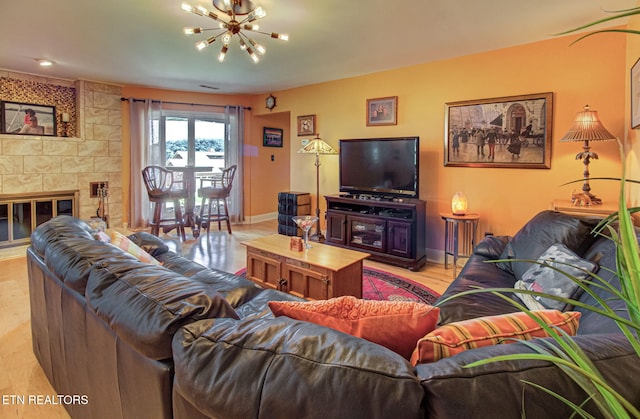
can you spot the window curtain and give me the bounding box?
[225,105,245,223]
[129,99,162,229]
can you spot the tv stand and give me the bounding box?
[324,194,426,270]
[339,193,405,202]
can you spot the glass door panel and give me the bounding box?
[0,204,8,242]
[165,116,190,169]
[35,201,53,226]
[13,202,32,240]
[349,216,385,250]
[57,199,73,216]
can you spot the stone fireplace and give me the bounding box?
[0,70,123,235]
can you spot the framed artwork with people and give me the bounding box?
[1,101,57,136]
[444,92,553,169]
[366,96,397,126]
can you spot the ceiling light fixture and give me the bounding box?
[36,59,54,67]
[181,0,288,63]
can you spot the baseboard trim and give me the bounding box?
[245,212,278,224]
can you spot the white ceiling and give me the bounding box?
[0,0,635,94]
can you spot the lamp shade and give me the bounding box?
[560,105,616,142]
[298,134,338,155]
[452,192,467,215]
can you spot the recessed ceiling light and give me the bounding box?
[36,59,54,67]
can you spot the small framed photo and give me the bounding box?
[263,127,283,147]
[1,101,57,136]
[631,57,640,128]
[297,114,315,136]
[366,96,397,126]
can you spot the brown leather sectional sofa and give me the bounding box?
[27,213,639,418]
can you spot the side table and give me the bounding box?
[550,200,617,217]
[440,213,479,277]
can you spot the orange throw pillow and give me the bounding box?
[410,310,581,365]
[268,296,439,360]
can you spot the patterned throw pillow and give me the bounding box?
[410,310,581,365]
[110,230,162,266]
[515,243,598,311]
[94,230,111,243]
[269,296,440,360]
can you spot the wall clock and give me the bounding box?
[297,114,316,136]
[265,94,277,111]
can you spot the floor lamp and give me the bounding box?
[560,105,616,205]
[298,134,338,242]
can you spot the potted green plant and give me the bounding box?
[555,7,640,44]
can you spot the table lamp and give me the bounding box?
[560,105,616,205]
[297,134,338,241]
[451,192,468,215]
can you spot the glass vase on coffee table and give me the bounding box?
[292,216,318,249]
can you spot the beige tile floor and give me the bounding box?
[0,220,454,418]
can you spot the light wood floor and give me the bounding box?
[0,220,455,418]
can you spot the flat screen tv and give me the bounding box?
[339,137,419,199]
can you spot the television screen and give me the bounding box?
[339,137,419,198]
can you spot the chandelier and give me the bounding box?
[181,0,289,63]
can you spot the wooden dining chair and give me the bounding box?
[142,166,187,241]
[197,165,237,235]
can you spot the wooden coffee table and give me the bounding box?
[242,234,370,300]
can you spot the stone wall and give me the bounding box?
[0,71,123,228]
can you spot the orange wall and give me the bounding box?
[626,8,640,207]
[251,31,628,255]
[248,111,291,219]
[120,30,632,258]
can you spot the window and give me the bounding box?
[129,99,244,229]
[151,112,226,169]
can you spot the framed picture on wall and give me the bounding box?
[1,101,57,136]
[263,127,283,147]
[631,57,640,128]
[297,114,315,136]
[366,96,397,126]
[444,92,553,169]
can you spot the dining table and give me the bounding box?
[166,165,213,238]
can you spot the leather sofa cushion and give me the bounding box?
[473,234,510,259]
[577,234,633,334]
[234,289,306,319]
[436,251,521,325]
[172,317,425,419]
[189,269,263,308]
[416,333,639,417]
[127,231,170,257]
[155,252,209,277]
[43,236,137,295]
[496,210,600,280]
[86,262,239,360]
[30,215,94,257]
